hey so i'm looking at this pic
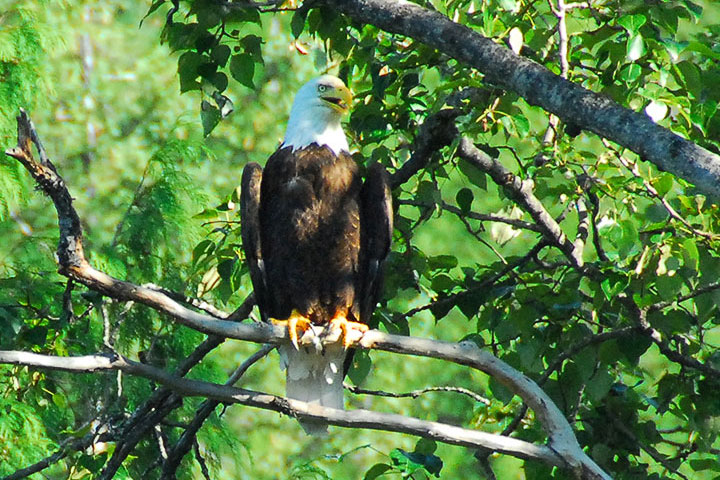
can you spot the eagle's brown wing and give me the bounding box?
[240,162,269,321]
[358,162,394,327]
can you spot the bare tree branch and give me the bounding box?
[390,109,462,189]
[609,144,720,241]
[323,0,720,197]
[649,281,720,312]
[620,296,720,381]
[0,349,605,477]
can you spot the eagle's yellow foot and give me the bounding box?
[272,310,312,350]
[329,314,369,349]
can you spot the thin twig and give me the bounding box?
[345,383,491,405]
[398,198,542,232]
[403,240,546,319]
[607,412,690,480]
[649,281,720,312]
[142,283,230,319]
[608,142,720,241]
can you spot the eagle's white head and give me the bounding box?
[282,75,353,155]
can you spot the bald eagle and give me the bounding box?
[240,75,393,434]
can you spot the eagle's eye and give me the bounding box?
[318,84,328,93]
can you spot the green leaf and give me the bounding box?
[177,51,204,92]
[241,34,263,58]
[390,448,443,477]
[210,44,231,67]
[617,334,652,365]
[229,53,255,89]
[78,453,107,472]
[140,0,167,27]
[192,239,215,265]
[682,238,699,271]
[52,392,67,409]
[656,274,683,299]
[456,291,485,320]
[585,369,614,403]
[347,350,372,385]
[689,458,719,471]
[210,72,228,93]
[458,158,487,190]
[674,61,702,94]
[618,63,642,82]
[363,464,391,480]
[415,438,437,455]
[22,325,47,346]
[618,14,647,34]
[653,173,675,197]
[201,101,221,136]
[626,34,645,61]
[513,115,530,137]
[417,180,441,205]
[428,255,458,270]
[429,298,453,321]
[291,8,308,38]
[431,273,455,292]
[456,187,473,213]
[488,376,514,404]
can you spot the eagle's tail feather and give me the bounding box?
[279,343,346,436]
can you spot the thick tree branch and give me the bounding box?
[390,109,461,189]
[324,0,720,197]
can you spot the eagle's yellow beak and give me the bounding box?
[321,84,353,114]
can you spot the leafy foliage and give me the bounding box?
[3,0,720,479]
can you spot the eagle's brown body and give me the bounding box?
[241,143,392,434]
[242,144,392,330]
[260,144,362,324]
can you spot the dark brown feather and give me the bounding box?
[240,162,269,321]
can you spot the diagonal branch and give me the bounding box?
[398,198,543,233]
[456,137,584,268]
[390,109,461,189]
[160,344,274,478]
[323,0,720,197]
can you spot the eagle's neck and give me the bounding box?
[282,104,349,156]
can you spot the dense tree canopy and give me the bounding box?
[2,0,720,479]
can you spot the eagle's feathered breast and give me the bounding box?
[259,144,362,325]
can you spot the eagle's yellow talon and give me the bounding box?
[272,310,312,350]
[329,314,369,349]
